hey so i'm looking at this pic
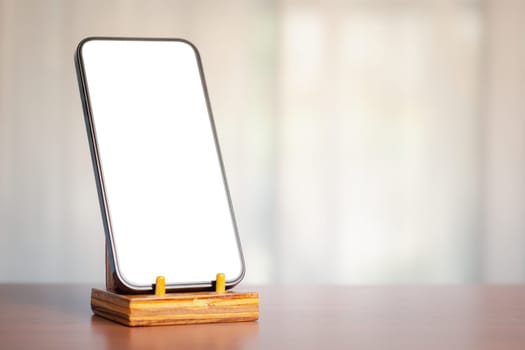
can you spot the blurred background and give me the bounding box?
[1,0,525,284]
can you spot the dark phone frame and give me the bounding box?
[75,37,245,293]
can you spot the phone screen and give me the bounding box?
[77,38,244,291]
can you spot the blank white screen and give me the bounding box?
[80,39,243,289]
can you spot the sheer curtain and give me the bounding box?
[277,1,482,283]
[0,0,524,283]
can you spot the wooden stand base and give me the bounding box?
[91,288,259,327]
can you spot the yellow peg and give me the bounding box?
[155,276,166,296]
[215,273,226,294]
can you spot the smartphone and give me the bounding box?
[75,37,245,293]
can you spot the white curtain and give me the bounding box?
[0,0,524,283]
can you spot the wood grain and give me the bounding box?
[3,284,525,349]
[91,288,259,326]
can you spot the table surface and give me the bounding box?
[1,284,525,349]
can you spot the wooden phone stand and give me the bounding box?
[90,250,259,326]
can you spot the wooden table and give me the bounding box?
[1,284,525,349]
